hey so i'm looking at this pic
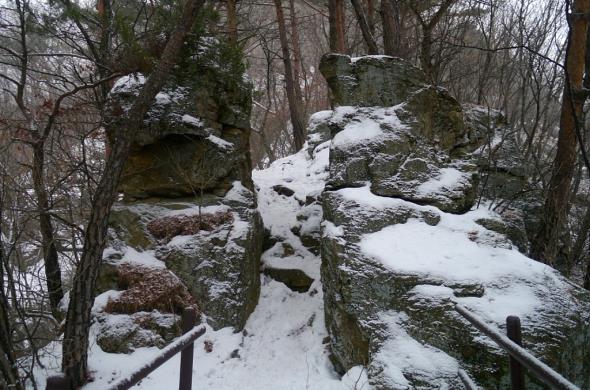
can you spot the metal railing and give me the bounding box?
[46,307,205,390]
[454,304,580,390]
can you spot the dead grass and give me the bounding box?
[147,211,233,243]
[105,263,197,315]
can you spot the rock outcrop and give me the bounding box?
[319,54,590,388]
[96,40,263,352]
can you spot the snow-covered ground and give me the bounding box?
[33,142,371,389]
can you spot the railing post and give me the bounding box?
[506,316,525,390]
[46,374,72,390]
[179,307,197,390]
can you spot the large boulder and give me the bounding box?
[105,39,253,199]
[319,55,590,389]
[320,54,479,214]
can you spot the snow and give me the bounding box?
[351,55,396,63]
[118,247,166,269]
[207,134,233,149]
[372,312,459,389]
[344,185,564,325]
[35,279,355,390]
[416,167,469,196]
[181,114,204,127]
[332,117,384,147]
[111,73,146,94]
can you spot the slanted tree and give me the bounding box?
[350,0,379,54]
[532,0,590,267]
[273,0,306,151]
[61,0,205,386]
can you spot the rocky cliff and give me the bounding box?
[318,54,590,389]
[93,40,263,353]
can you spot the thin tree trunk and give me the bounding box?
[350,0,379,54]
[532,0,590,266]
[31,142,63,317]
[227,0,238,43]
[274,0,305,151]
[365,0,375,35]
[381,0,401,57]
[289,0,305,117]
[0,209,23,390]
[97,0,112,106]
[61,0,205,386]
[328,0,346,53]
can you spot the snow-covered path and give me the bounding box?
[35,142,369,389]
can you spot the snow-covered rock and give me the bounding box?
[104,38,253,199]
[319,54,590,389]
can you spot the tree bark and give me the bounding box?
[31,142,64,317]
[365,0,375,36]
[0,213,23,390]
[227,0,238,43]
[274,0,305,151]
[381,0,402,57]
[289,0,305,116]
[328,0,346,53]
[532,0,590,266]
[350,0,379,54]
[61,0,205,386]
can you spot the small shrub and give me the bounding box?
[147,211,233,242]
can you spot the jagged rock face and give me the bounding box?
[320,55,427,108]
[319,55,590,389]
[320,54,478,214]
[105,183,263,331]
[155,185,263,330]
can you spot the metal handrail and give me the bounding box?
[455,304,580,390]
[46,307,204,390]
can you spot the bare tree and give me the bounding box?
[409,0,457,81]
[532,0,590,267]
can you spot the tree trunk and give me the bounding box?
[381,0,401,57]
[289,0,305,116]
[227,0,238,43]
[328,0,346,53]
[365,0,375,35]
[420,26,434,80]
[0,221,23,390]
[274,0,305,151]
[31,142,64,317]
[350,0,379,54]
[532,0,590,266]
[61,0,205,386]
[97,0,113,106]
